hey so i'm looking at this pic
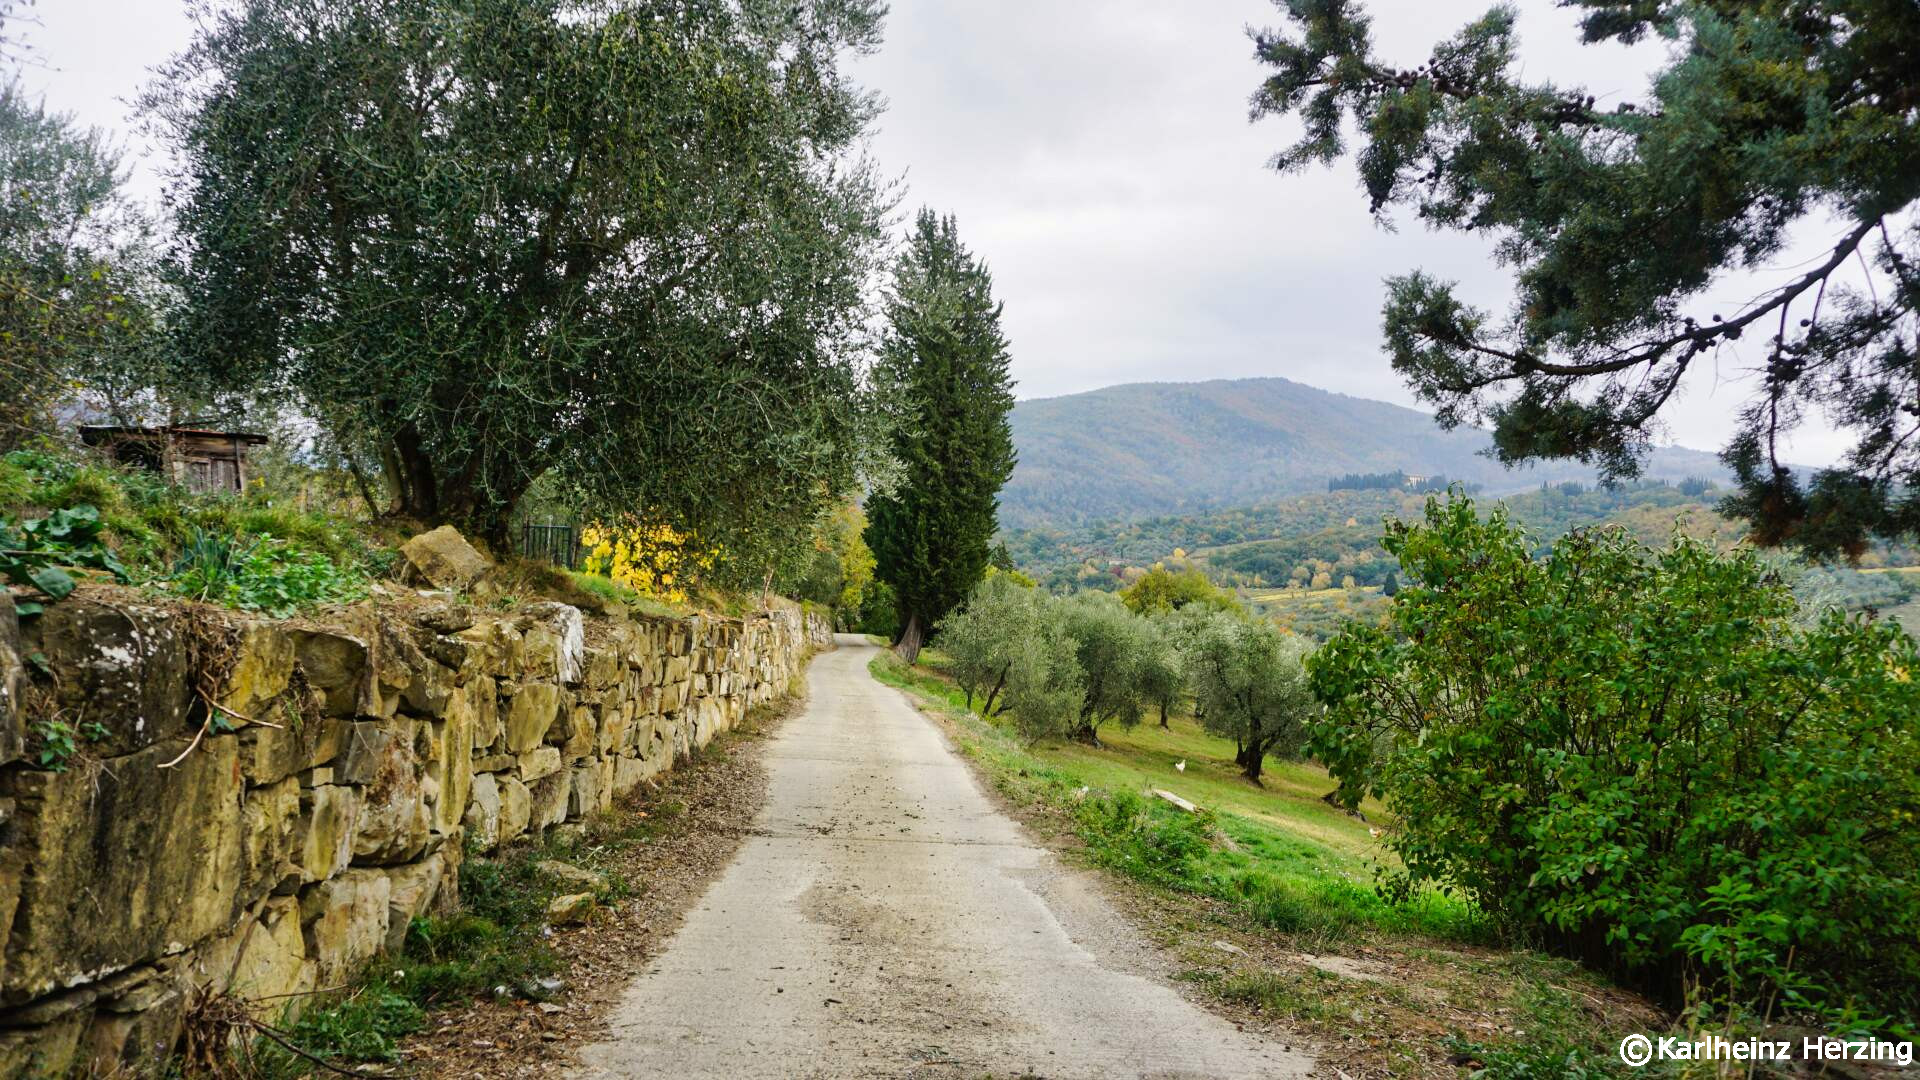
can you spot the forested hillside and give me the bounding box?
[1004,378,1728,527]
[1005,482,1752,582]
[1004,481,1920,639]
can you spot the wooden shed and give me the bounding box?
[78,424,270,495]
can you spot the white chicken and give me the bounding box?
[1174,760,1186,773]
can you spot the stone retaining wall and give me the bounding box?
[0,592,829,1076]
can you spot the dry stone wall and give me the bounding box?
[0,591,829,1077]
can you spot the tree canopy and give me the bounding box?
[1250,0,1920,559]
[865,209,1016,659]
[0,83,160,446]
[150,0,888,563]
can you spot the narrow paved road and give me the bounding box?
[577,637,1311,1080]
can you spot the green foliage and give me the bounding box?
[0,83,165,447]
[1443,1035,1625,1080]
[865,210,1017,655]
[1308,494,1920,1026]
[267,980,426,1068]
[169,527,367,617]
[1132,616,1187,726]
[28,717,106,772]
[151,0,887,557]
[1180,611,1315,783]
[1250,2,1920,556]
[776,501,875,626]
[936,573,1082,740]
[3,448,384,616]
[1056,591,1157,739]
[937,573,1038,711]
[0,503,128,612]
[1074,789,1215,887]
[1118,565,1237,615]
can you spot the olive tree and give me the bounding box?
[1057,591,1157,743]
[0,84,164,445]
[150,0,887,563]
[1183,611,1315,784]
[939,571,1040,715]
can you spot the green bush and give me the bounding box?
[1074,790,1215,887]
[0,504,129,612]
[1309,494,1920,1029]
[170,526,367,616]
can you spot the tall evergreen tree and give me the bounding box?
[1249,0,1920,558]
[866,210,1016,661]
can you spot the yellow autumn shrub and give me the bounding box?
[579,517,718,605]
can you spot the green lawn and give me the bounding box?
[873,650,1486,943]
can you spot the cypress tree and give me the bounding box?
[866,210,1016,662]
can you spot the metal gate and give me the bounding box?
[520,523,579,569]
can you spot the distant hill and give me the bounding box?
[1003,377,1728,528]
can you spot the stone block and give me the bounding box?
[529,772,568,832]
[399,525,491,591]
[584,646,621,689]
[517,745,561,782]
[240,777,302,900]
[566,765,599,819]
[300,869,391,984]
[217,622,294,722]
[463,773,501,852]
[610,755,644,797]
[505,682,563,753]
[497,776,531,845]
[237,714,348,786]
[292,630,370,718]
[227,897,315,1017]
[295,784,359,884]
[0,1006,88,1079]
[382,857,445,954]
[545,892,595,925]
[425,716,473,837]
[342,723,431,866]
[27,598,191,756]
[0,736,243,1003]
[82,975,186,1075]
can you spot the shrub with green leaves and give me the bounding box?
[0,504,129,613]
[1309,494,1920,1029]
[169,526,367,617]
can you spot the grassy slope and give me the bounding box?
[870,649,1666,1079]
[873,650,1480,940]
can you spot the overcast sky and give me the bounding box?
[15,1,1861,464]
